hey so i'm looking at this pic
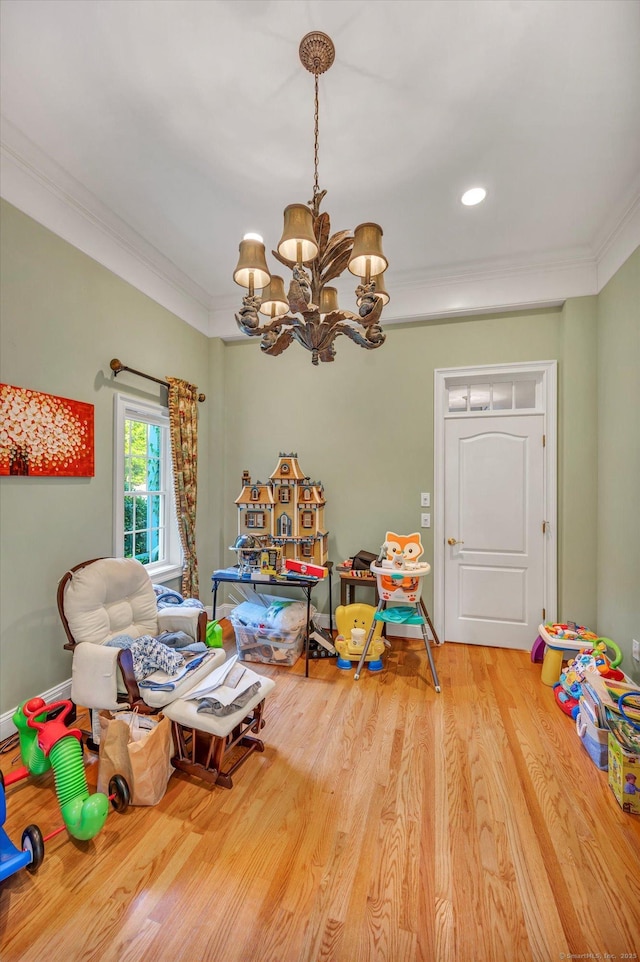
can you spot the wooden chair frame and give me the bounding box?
[169,701,267,789]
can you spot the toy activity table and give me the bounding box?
[354,560,442,691]
[537,623,591,687]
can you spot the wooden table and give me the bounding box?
[338,569,380,607]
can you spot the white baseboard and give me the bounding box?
[0,678,72,743]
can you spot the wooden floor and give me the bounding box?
[2,631,640,962]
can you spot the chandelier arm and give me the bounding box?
[330,319,386,351]
[261,329,295,357]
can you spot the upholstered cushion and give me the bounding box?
[164,673,275,737]
[71,642,121,711]
[63,558,159,644]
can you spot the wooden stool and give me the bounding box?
[163,675,275,788]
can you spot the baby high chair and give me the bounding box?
[58,557,275,787]
[353,533,443,692]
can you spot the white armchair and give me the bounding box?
[58,557,223,713]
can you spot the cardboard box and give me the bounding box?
[608,733,640,815]
[285,559,327,579]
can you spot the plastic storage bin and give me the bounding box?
[576,710,608,770]
[231,618,305,666]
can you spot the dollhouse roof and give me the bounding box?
[235,484,275,505]
[270,453,306,482]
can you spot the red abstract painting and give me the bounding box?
[0,384,95,477]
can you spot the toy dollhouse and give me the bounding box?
[235,453,328,567]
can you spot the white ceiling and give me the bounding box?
[2,0,639,339]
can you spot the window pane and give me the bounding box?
[129,421,148,455]
[124,533,133,558]
[149,527,160,563]
[469,386,490,411]
[515,380,536,409]
[448,387,468,412]
[492,382,513,410]
[124,495,134,533]
[150,495,161,528]
[129,457,147,489]
[148,424,161,459]
[148,457,160,492]
[134,495,148,531]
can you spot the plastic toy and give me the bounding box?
[553,682,580,719]
[335,603,385,671]
[6,697,130,841]
[0,779,45,881]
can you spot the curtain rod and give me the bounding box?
[109,359,206,402]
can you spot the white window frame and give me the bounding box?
[113,393,182,583]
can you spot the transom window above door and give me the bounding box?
[447,377,539,414]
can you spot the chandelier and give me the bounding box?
[233,32,389,366]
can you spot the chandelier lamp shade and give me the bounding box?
[233,32,389,365]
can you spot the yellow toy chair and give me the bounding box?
[335,603,385,671]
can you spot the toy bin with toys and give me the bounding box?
[230,597,314,666]
[576,709,609,770]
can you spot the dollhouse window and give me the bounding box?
[302,511,313,529]
[280,486,290,503]
[278,514,292,536]
[303,487,311,501]
[247,512,264,528]
[302,542,313,557]
[251,487,260,501]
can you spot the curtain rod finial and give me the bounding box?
[110,358,123,374]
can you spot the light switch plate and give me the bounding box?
[421,492,430,507]
[421,513,431,528]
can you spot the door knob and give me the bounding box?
[447,537,464,546]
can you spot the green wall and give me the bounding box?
[1,198,637,714]
[597,247,640,681]
[0,200,223,709]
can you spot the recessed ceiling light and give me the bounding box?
[461,187,487,206]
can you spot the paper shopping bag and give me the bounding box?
[97,710,173,806]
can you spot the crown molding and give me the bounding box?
[0,119,211,335]
[595,191,640,291]
[2,116,638,341]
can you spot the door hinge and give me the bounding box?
[542,434,546,447]
[542,607,546,620]
[543,520,547,534]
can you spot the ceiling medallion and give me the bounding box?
[233,32,389,365]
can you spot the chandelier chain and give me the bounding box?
[313,72,320,200]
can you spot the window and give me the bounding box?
[447,376,540,414]
[302,510,313,529]
[280,486,290,502]
[114,394,181,581]
[247,511,265,529]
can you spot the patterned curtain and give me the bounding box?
[166,377,199,598]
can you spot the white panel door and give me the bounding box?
[444,415,544,649]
